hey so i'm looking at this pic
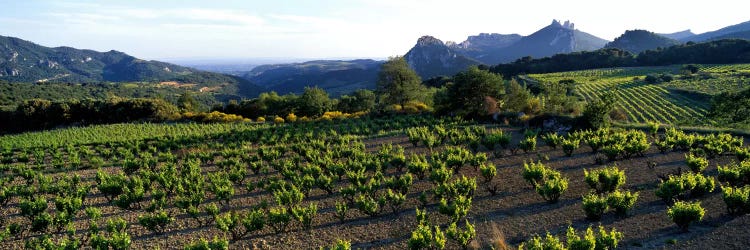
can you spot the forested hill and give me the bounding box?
[0,35,264,97]
[491,39,750,77]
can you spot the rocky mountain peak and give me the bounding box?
[416,36,445,47]
[550,19,575,29]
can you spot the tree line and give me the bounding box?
[491,39,750,77]
[0,56,598,134]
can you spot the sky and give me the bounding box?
[1,0,748,61]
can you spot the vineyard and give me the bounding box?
[0,116,749,249]
[528,64,750,125]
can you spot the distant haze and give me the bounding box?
[1,0,747,60]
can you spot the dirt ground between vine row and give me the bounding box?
[1,128,748,249]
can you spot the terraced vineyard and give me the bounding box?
[528,64,750,125]
[0,114,748,249]
[664,64,750,95]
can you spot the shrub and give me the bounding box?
[583,165,626,194]
[582,193,608,220]
[667,201,705,232]
[647,121,660,136]
[536,176,568,203]
[655,138,673,153]
[31,212,52,232]
[736,147,750,162]
[519,225,622,250]
[383,189,406,214]
[335,201,348,222]
[519,136,538,153]
[622,130,650,157]
[607,190,639,217]
[522,161,554,188]
[566,226,595,250]
[655,172,715,204]
[717,160,750,186]
[542,133,563,149]
[407,154,430,180]
[601,143,624,161]
[285,113,298,123]
[438,195,472,223]
[446,220,476,250]
[291,203,318,230]
[256,117,265,122]
[408,224,445,250]
[480,163,497,183]
[20,195,48,221]
[273,116,284,124]
[138,210,173,234]
[561,138,580,157]
[184,237,229,250]
[585,135,605,153]
[240,211,265,234]
[519,233,564,250]
[268,207,291,234]
[685,154,708,173]
[324,239,352,250]
[721,185,750,215]
[355,195,381,217]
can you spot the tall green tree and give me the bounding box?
[582,91,617,129]
[297,86,333,117]
[376,57,425,106]
[443,66,504,117]
[503,79,534,113]
[338,89,376,113]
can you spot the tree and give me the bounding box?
[297,87,333,117]
[177,91,200,112]
[503,80,533,113]
[443,66,504,117]
[377,57,425,107]
[582,91,617,129]
[338,89,376,113]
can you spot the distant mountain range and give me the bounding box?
[242,19,750,94]
[659,30,696,40]
[6,18,750,98]
[0,35,263,97]
[680,20,750,42]
[404,20,609,79]
[242,59,381,96]
[604,30,681,54]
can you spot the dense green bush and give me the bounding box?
[542,133,563,149]
[685,154,708,173]
[408,224,446,250]
[291,203,318,230]
[536,176,569,203]
[446,220,476,250]
[607,190,639,217]
[561,138,580,157]
[582,193,608,220]
[184,237,229,250]
[323,239,353,250]
[268,207,292,234]
[138,210,173,234]
[522,161,556,188]
[655,172,715,204]
[717,160,750,186]
[721,185,750,215]
[520,136,538,153]
[519,225,623,250]
[584,165,626,194]
[480,163,497,183]
[667,201,705,232]
[438,195,472,223]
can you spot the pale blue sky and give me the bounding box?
[1,0,747,60]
